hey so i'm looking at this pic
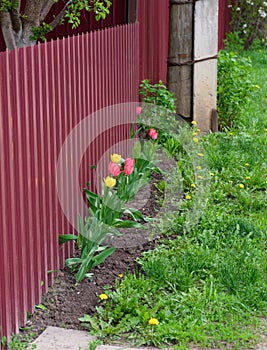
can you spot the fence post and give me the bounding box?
[193,0,219,132]
[167,0,194,119]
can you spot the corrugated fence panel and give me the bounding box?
[0,22,139,342]
[138,0,169,84]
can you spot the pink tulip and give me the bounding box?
[109,162,121,177]
[148,128,158,140]
[135,106,142,115]
[124,158,135,175]
[151,132,158,140]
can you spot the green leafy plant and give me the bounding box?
[1,336,7,347]
[217,50,254,130]
[30,23,53,42]
[164,137,181,157]
[0,0,18,11]
[139,79,176,112]
[64,0,111,28]
[1,333,37,350]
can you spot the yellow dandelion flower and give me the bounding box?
[196,165,202,170]
[255,85,260,89]
[229,132,234,136]
[185,194,191,200]
[197,153,204,157]
[246,176,251,180]
[229,180,233,184]
[104,176,116,188]
[111,153,121,163]
[193,132,198,136]
[239,183,245,189]
[244,163,249,167]
[264,128,267,132]
[191,183,196,188]
[149,318,159,326]
[197,175,203,179]
[193,137,199,143]
[191,121,197,125]
[99,293,108,300]
[118,274,123,278]
[210,172,215,176]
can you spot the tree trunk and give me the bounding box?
[244,15,261,51]
[167,0,193,119]
[0,15,37,49]
[0,0,51,49]
[0,2,40,49]
[0,11,17,50]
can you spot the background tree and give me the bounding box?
[228,0,267,50]
[0,0,112,50]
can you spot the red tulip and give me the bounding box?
[124,158,135,175]
[148,128,158,140]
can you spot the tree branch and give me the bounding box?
[47,0,73,30]
[40,0,55,23]
[10,0,21,33]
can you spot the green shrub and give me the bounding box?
[217,51,254,130]
[139,79,176,112]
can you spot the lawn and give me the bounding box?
[83,47,267,349]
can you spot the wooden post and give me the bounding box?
[193,0,218,131]
[167,0,193,119]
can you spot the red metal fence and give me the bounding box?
[0,22,139,341]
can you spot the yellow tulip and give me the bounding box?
[104,176,116,188]
[111,153,121,163]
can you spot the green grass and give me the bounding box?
[81,48,267,349]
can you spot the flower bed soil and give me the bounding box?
[26,240,157,337]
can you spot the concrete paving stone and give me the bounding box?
[27,326,95,350]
